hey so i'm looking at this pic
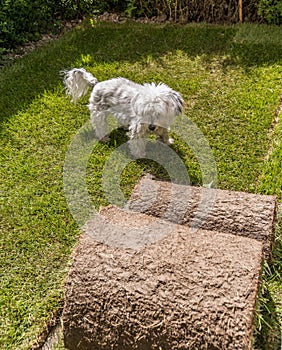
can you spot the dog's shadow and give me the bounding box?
[108,128,129,149]
[105,129,194,186]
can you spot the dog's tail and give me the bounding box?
[63,68,98,103]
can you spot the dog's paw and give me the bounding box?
[168,137,174,145]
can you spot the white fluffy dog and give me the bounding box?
[63,68,184,157]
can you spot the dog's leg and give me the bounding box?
[128,124,147,158]
[156,127,174,145]
[129,137,147,158]
[90,110,110,142]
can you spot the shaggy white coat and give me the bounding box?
[63,68,184,157]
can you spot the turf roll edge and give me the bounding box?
[128,175,276,260]
[62,205,263,350]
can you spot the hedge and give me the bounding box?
[0,0,281,56]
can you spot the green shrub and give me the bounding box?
[0,0,51,48]
[258,0,282,24]
[123,0,281,24]
[0,0,95,50]
[0,0,281,57]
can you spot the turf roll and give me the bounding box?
[128,175,276,259]
[63,205,264,350]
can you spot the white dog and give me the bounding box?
[63,68,184,157]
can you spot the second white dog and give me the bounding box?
[63,68,184,157]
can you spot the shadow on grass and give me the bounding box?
[105,127,200,187]
[0,21,281,126]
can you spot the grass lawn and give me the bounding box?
[0,20,281,349]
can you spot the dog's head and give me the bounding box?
[132,83,184,132]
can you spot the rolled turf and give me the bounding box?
[128,175,276,259]
[63,205,263,350]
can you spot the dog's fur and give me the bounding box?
[63,68,184,157]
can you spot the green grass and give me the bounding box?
[0,20,281,349]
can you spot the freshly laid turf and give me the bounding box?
[0,20,281,349]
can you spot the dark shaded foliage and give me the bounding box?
[0,0,94,51]
[0,0,281,57]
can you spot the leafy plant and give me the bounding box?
[0,0,94,50]
[258,0,282,24]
